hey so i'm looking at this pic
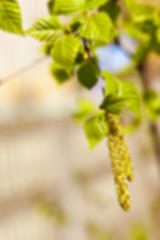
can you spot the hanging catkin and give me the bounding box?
[106,113,134,211]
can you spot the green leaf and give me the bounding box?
[84,111,108,149]
[0,0,23,34]
[124,0,155,22]
[49,0,85,15]
[100,0,120,22]
[50,62,71,84]
[101,94,127,114]
[143,90,160,121]
[74,100,96,122]
[101,71,120,95]
[84,0,107,10]
[27,15,62,42]
[77,59,99,89]
[102,72,140,115]
[70,14,83,32]
[41,43,54,55]
[119,81,140,115]
[79,12,117,43]
[52,35,81,68]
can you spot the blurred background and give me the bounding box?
[1,0,160,239]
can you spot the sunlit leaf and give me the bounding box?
[101,71,120,95]
[84,0,107,11]
[119,81,140,115]
[79,12,117,43]
[84,110,108,149]
[74,100,96,122]
[49,0,85,15]
[101,94,127,114]
[52,35,81,68]
[27,15,62,42]
[0,0,23,34]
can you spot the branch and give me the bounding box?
[0,56,48,85]
[138,63,160,168]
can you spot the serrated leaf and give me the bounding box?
[74,100,96,122]
[52,35,81,68]
[119,81,140,115]
[79,12,117,43]
[101,71,120,95]
[0,0,23,34]
[49,0,85,15]
[27,15,62,42]
[143,90,160,121]
[84,0,107,10]
[50,62,71,84]
[101,94,127,114]
[77,59,99,89]
[84,111,108,149]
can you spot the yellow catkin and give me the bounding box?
[106,113,134,211]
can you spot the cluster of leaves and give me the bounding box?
[26,0,141,149]
[1,0,160,211]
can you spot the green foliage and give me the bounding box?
[79,12,117,43]
[48,0,85,15]
[101,71,120,95]
[74,99,96,122]
[27,15,62,42]
[100,0,120,22]
[124,0,155,22]
[84,110,108,149]
[101,71,140,115]
[52,35,81,69]
[101,94,127,114]
[50,62,71,84]
[0,0,23,34]
[120,81,140,116]
[77,59,99,89]
[143,90,160,121]
[84,0,107,11]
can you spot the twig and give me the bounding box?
[138,63,160,168]
[0,56,48,85]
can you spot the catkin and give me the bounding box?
[106,113,134,211]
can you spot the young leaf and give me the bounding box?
[101,94,127,114]
[27,15,62,43]
[52,35,81,68]
[84,0,107,11]
[74,100,96,122]
[77,59,99,89]
[101,71,120,95]
[50,62,71,84]
[49,0,85,15]
[84,111,108,149]
[0,0,23,34]
[119,81,140,115]
[79,12,117,43]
